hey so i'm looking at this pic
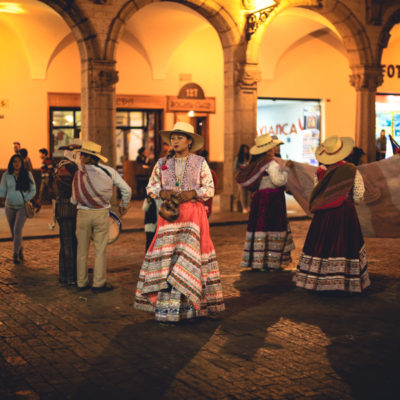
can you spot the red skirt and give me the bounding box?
[135,201,225,322]
[294,200,370,292]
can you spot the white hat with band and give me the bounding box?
[315,136,354,165]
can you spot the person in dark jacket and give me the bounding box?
[54,141,80,285]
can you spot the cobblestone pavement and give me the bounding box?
[0,220,399,400]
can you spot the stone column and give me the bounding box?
[349,66,383,162]
[220,61,260,211]
[81,59,118,166]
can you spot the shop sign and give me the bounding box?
[381,64,400,79]
[178,83,205,99]
[258,119,304,136]
[167,96,215,113]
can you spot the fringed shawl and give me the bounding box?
[235,155,273,192]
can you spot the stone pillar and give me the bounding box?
[349,66,383,162]
[81,59,118,166]
[220,61,260,211]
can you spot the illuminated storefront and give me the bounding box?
[257,98,321,165]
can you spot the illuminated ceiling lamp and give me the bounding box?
[245,0,279,40]
[0,2,26,14]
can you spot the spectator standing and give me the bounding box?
[19,148,33,172]
[376,129,387,160]
[13,142,21,154]
[234,144,250,213]
[54,140,81,286]
[37,148,55,211]
[0,154,36,264]
[136,147,151,168]
[71,141,131,292]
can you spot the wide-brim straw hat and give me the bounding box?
[250,134,283,155]
[160,121,204,153]
[74,140,108,163]
[315,136,354,165]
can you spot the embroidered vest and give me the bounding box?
[158,153,204,191]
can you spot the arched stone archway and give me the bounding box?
[377,7,400,64]
[247,0,374,68]
[246,0,380,161]
[105,0,242,208]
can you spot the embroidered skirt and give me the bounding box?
[240,188,294,271]
[135,201,225,322]
[294,200,370,292]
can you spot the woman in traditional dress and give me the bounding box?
[237,134,295,272]
[294,136,370,292]
[134,122,225,323]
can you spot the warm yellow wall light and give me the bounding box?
[0,2,26,14]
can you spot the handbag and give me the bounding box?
[159,195,180,222]
[19,190,35,218]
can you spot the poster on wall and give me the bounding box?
[257,98,321,165]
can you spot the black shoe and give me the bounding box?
[77,285,90,292]
[92,283,113,293]
[13,254,20,264]
[18,248,24,261]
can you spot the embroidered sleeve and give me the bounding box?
[353,169,365,203]
[267,161,288,187]
[146,163,162,199]
[195,161,215,201]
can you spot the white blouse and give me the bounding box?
[258,160,289,190]
[146,157,215,202]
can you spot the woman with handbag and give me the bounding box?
[0,154,36,264]
[135,122,225,323]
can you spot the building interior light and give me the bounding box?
[65,115,74,123]
[188,110,195,117]
[0,2,26,14]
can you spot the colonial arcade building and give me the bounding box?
[1,0,399,209]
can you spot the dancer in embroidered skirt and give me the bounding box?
[294,136,370,292]
[134,122,225,322]
[237,134,295,271]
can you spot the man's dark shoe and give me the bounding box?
[77,285,90,292]
[92,283,113,293]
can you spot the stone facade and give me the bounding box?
[39,0,400,209]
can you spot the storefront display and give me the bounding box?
[257,98,321,165]
[375,94,400,158]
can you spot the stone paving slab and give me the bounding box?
[0,221,399,399]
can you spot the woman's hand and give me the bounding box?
[160,190,174,200]
[176,190,196,203]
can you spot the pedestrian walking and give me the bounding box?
[54,140,81,286]
[237,134,295,271]
[71,140,132,292]
[294,136,370,292]
[0,154,36,264]
[135,122,225,323]
[37,148,55,212]
[234,144,250,213]
[19,148,33,172]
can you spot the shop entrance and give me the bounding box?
[115,109,162,167]
[376,93,400,158]
[257,98,322,165]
